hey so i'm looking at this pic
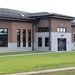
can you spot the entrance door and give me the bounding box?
[58,38,66,51]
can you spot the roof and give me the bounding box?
[0,8,37,23]
[0,8,29,18]
[26,12,50,17]
[0,8,74,23]
[27,12,75,20]
[49,13,75,20]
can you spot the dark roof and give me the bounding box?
[26,12,50,17]
[0,8,29,18]
[50,13,75,20]
[27,12,75,20]
[0,8,37,23]
[0,8,74,23]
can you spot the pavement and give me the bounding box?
[0,52,50,58]
[4,66,75,75]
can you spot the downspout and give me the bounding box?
[32,23,34,51]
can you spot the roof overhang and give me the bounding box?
[28,13,75,21]
[0,17,37,23]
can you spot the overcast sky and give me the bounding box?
[0,0,75,16]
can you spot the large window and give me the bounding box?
[23,29,26,47]
[17,29,20,47]
[57,28,66,32]
[0,28,8,47]
[38,37,42,47]
[74,33,75,42]
[45,37,49,47]
[38,27,49,32]
[28,30,31,47]
[74,33,75,46]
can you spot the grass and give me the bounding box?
[0,51,48,56]
[0,51,35,56]
[0,51,75,74]
[32,69,75,75]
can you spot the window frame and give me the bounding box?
[17,29,21,47]
[45,37,49,47]
[28,29,31,47]
[23,29,26,47]
[0,28,8,47]
[57,27,66,32]
[38,27,49,32]
[74,32,75,46]
[38,37,42,47]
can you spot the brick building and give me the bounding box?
[0,8,75,52]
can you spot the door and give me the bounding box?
[58,38,66,51]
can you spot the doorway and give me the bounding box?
[58,38,66,51]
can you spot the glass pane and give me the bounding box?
[63,28,65,32]
[38,27,49,32]
[28,30,31,47]
[0,28,8,47]
[57,28,60,32]
[23,29,26,47]
[38,37,42,46]
[60,28,62,32]
[45,37,49,46]
[17,29,20,47]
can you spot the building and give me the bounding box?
[0,8,75,53]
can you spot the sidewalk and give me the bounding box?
[5,67,75,75]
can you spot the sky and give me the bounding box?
[0,0,75,17]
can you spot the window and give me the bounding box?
[38,37,42,47]
[45,37,49,47]
[28,30,31,47]
[17,29,20,47]
[23,29,26,47]
[74,34,75,41]
[63,28,66,32]
[57,28,66,32]
[74,33,75,46]
[57,28,59,32]
[74,33,75,41]
[38,27,49,32]
[0,28,8,47]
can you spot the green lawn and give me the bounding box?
[0,51,47,56]
[0,51,35,56]
[0,51,75,74]
[32,69,75,75]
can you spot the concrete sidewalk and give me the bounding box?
[5,67,75,75]
[0,52,50,58]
